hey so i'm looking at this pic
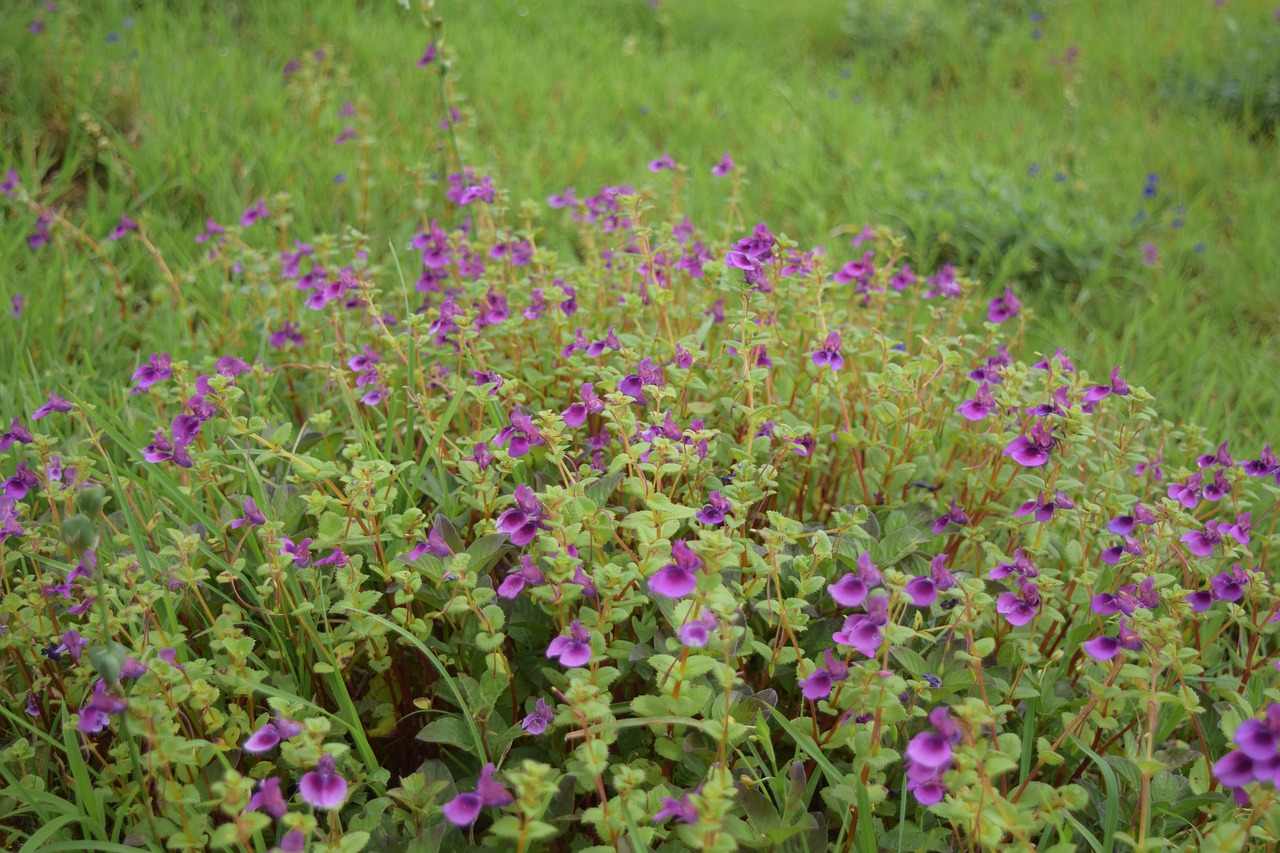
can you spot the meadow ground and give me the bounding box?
[2,0,1278,439]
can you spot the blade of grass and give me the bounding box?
[1069,734,1119,853]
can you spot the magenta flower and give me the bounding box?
[649,540,703,598]
[230,498,267,530]
[106,213,138,240]
[1106,503,1157,536]
[1224,512,1252,545]
[990,549,1039,582]
[1003,423,1059,467]
[240,199,269,227]
[931,499,970,534]
[3,462,38,500]
[277,830,307,853]
[829,552,881,608]
[497,555,545,599]
[833,594,889,657]
[279,537,314,568]
[269,322,305,348]
[1033,348,1076,374]
[132,352,173,389]
[653,792,698,824]
[905,554,958,608]
[417,43,436,66]
[1082,618,1143,660]
[1091,577,1158,616]
[1243,444,1280,481]
[801,649,850,700]
[1198,441,1235,469]
[32,392,72,420]
[996,582,1041,626]
[712,153,735,177]
[1167,473,1202,509]
[905,706,962,805]
[958,383,997,421]
[1100,536,1143,565]
[247,778,288,818]
[677,612,719,648]
[495,484,545,547]
[521,699,554,736]
[0,419,32,451]
[811,331,844,371]
[1181,520,1224,557]
[547,188,578,208]
[648,152,676,172]
[1083,367,1130,403]
[299,754,347,810]
[1013,490,1075,523]
[890,264,917,291]
[986,286,1021,323]
[695,491,731,525]
[243,716,304,754]
[562,382,606,427]
[546,620,593,668]
[77,680,127,734]
[443,763,513,826]
[924,264,960,298]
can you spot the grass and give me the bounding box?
[1,0,1277,438]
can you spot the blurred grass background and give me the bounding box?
[1,0,1277,441]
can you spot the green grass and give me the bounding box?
[1,0,1277,440]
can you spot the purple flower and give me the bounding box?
[248,778,288,818]
[1181,520,1224,557]
[299,754,347,810]
[497,555,545,599]
[1083,367,1130,403]
[1,169,18,197]
[240,199,269,227]
[1091,577,1159,616]
[1100,536,1143,565]
[1198,441,1235,469]
[696,490,732,525]
[1107,504,1157,536]
[132,352,172,389]
[712,153,735,177]
[905,555,958,608]
[269,322,305,348]
[279,537,314,568]
[833,594,889,657]
[0,419,32,452]
[1140,242,1158,266]
[32,392,72,420]
[990,549,1039,582]
[677,612,719,648]
[904,706,962,804]
[3,462,38,500]
[562,382,606,428]
[649,541,703,598]
[958,383,997,421]
[931,499,970,534]
[924,264,960,298]
[829,552,882,607]
[890,264,917,291]
[996,582,1041,626]
[653,792,698,824]
[228,498,266,530]
[1013,490,1075,524]
[1082,618,1143,660]
[277,830,307,853]
[546,620,593,668]
[1209,564,1251,604]
[77,680,127,734]
[195,218,225,245]
[986,286,1021,323]
[548,188,578,208]
[1003,423,1059,467]
[1167,473,1203,509]
[465,442,495,472]
[801,649,850,700]
[648,152,676,172]
[105,214,137,240]
[495,484,545,547]
[27,213,53,250]
[1224,512,1252,545]
[417,43,436,66]
[1033,348,1076,374]
[791,435,815,457]
[521,699,554,736]
[243,716,304,754]
[1243,444,1280,481]
[811,331,844,371]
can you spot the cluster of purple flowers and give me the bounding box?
[905,706,963,804]
[831,554,890,658]
[1186,564,1252,612]
[1213,705,1280,800]
[725,222,776,288]
[495,484,546,547]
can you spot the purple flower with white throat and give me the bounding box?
[299,754,347,810]
[1013,490,1074,523]
[1003,423,1059,467]
[811,331,844,371]
[696,490,731,525]
[546,620,593,668]
[495,485,545,547]
[649,540,702,598]
[931,499,970,534]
